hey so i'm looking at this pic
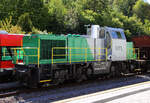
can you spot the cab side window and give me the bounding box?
[99,29,105,39]
[116,32,122,39]
[106,31,111,48]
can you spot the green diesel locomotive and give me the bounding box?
[12,25,139,87]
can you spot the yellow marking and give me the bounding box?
[38,48,40,68]
[138,48,140,60]
[53,47,106,50]
[127,48,140,60]
[53,81,150,103]
[53,47,68,49]
[134,69,141,71]
[52,47,107,64]
[84,48,87,62]
[11,47,39,65]
[40,80,51,83]
[3,48,5,57]
[12,47,108,65]
[106,48,107,61]
[53,53,106,57]
[23,55,37,56]
[52,48,54,64]
[38,39,40,68]
[14,48,18,64]
[70,48,71,64]
[99,48,100,61]
[52,59,105,64]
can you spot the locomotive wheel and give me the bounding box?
[109,65,116,78]
[76,74,87,83]
[76,68,87,83]
[59,70,65,84]
[122,63,129,74]
[108,63,121,78]
[53,71,61,85]
[86,67,93,78]
[53,70,65,85]
[130,64,135,73]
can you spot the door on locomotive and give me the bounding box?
[90,25,112,74]
[107,27,126,61]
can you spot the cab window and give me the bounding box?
[111,31,123,39]
[106,31,111,48]
[99,29,105,38]
[116,32,122,39]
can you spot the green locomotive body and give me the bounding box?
[126,42,137,60]
[21,34,96,66]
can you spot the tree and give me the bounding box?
[17,13,33,32]
[143,19,150,35]
[113,0,138,16]
[0,16,24,34]
[46,0,67,33]
[85,0,110,13]
[133,0,150,21]
[0,0,18,20]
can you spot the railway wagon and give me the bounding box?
[0,33,23,78]
[13,25,138,87]
[132,35,150,71]
[132,35,150,60]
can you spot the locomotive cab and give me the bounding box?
[89,25,127,61]
[106,27,126,61]
[86,25,127,75]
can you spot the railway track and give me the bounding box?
[0,82,22,98]
[0,72,149,98]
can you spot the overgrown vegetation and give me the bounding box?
[0,0,150,39]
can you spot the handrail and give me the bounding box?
[51,47,108,64]
[127,48,140,60]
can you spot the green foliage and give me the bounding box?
[0,16,12,32]
[46,0,67,33]
[17,13,33,32]
[133,0,150,21]
[127,15,143,35]
[85,0,109,13]
[31,27,49,34]
[143,19,150,35]
[113,0,137,16]
[63,0,81,33]
[0,0,150,39]
[0,16,25,34]
[80,10,99,24]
